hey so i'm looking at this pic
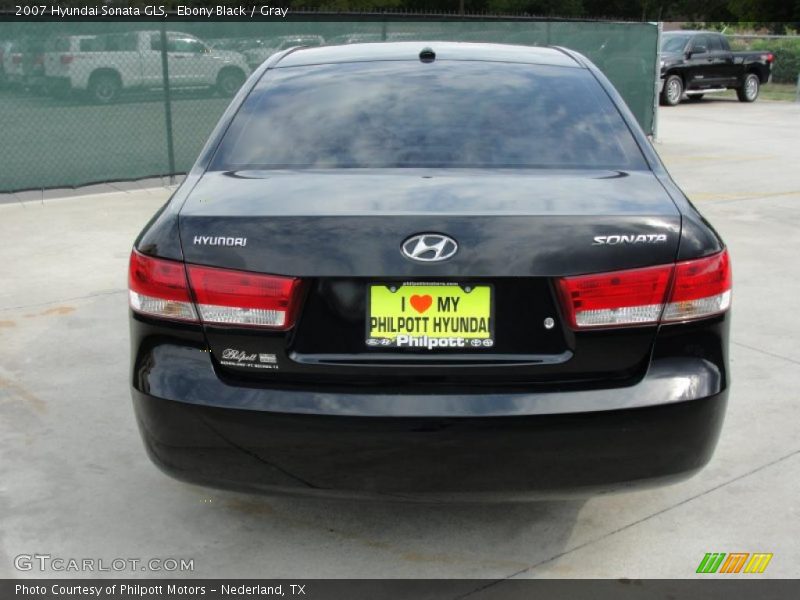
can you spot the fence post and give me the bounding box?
[159,23,177,184]
[652,21,662,141]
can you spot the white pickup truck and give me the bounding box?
[44,31,250,103]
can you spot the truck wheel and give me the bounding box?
[737,74,759,102]
[217,68,245,97]
[88,73,121,104]
[660,75,683,106]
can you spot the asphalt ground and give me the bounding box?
[1,97,799,579]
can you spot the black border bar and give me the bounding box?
[4,579,800,600]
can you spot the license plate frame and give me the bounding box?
[366,282,495,350]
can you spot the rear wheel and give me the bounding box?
[88,72,121,104]
[660,75,683,106]
[737,73,760,102]
[216,68,245,97]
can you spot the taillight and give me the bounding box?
[662,250,731,322]
[128,250,198,322]
[60,54,74,65]
[187,265,302,329]
[557,264,673,328]
[763,53,774,63]
[128,250,304,329]
[557,250,731,329]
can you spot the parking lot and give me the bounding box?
[1,98,799,580]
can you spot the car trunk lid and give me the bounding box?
[178,169,680,387]
[179,169,680,277]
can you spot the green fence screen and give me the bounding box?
[0,19,658,193]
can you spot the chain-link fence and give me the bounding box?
[0,18,659,193]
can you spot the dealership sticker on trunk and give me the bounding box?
[220,348,279,370]
[367,283,493,349]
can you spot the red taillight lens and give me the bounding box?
[557,250,731,329]
[764,53,774,63]
[128,250,304,329]
[557,264,673,328]
[663,250,731,322]
[187,265,302,329]
[60,54,74,65]
[128,250,197,321]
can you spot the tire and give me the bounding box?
[660,74,683,106]
[688,94,704,102]
[216,68,245,97]
[737,73,760,102]
[88,72,121,104]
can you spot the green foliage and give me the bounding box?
[485,0,585,17]
[751,37,800,83]
[289,0,406,10]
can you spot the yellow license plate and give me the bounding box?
[367,283,494,350]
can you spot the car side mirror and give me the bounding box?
[688,45,707,57]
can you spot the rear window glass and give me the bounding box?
[211,61,647,171]
[707,35,723,52]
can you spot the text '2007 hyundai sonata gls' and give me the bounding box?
[129,42,731,500]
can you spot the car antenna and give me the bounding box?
[419,47,436,63]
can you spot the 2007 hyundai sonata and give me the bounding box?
[129,42,731,500]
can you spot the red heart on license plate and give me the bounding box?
[410,294,433,313]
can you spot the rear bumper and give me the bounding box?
[131,311,729,499]
[133,389,727,500]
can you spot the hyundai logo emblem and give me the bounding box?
[401,233,458,262]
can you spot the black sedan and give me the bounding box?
[129,42,731,500]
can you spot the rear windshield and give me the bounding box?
[211,60,648,171]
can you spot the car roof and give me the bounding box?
[275,41,582,69]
